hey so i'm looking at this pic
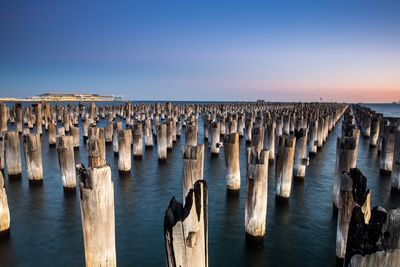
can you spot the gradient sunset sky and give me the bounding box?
[1,0,399,102]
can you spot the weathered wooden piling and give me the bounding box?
[88,138,106,168]
[70,126,80,149]
[56,136,76,191]
[144,118,153,148]
[0,104,7,133]
[164,180,208,267]
[210,121,221,157]
[336,168,370,261]
[265,121,275,161]
[22,133,43,184]
[369,115,381,147]
[185,124,198,146]
[224,133,240,194]
[82,119,89,143]
[104,122,113,143]
[76,159,116,267]
[15,103,22,133]
[182,144,204,201]
[34,103,42,134]
[48,121,57,146]
[345,207,400,266]
[132,123,143,159]
[0,135,4,172]
[333,136,358,209]
[5,131,22,179]
[118,130,131,173]
[380,125,396,174]
[308,119,318,156]
[293,128,309,180]
[0,171,10,238]
[391,131,400,191]
[112,122,122,155]
[157,122,168,162]
[245,147,269,247]
[251,127,264,152]
[275,135,296,201]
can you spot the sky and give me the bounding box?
[0,0,399,102]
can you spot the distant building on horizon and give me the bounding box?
[27,92,124,101]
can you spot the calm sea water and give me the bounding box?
[0,103,399,267]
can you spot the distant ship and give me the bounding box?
[391,101,400,104]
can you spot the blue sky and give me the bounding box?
[1,0,399,102]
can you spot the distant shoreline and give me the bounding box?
[0,98,129,103]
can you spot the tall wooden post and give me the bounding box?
[118,130,131,173]
[293,128,309,180]
[5,131,22,179]
[164,180,208,267]
[56,135,76,191]
[185,124,198,146]
[275,135,296,200]
[224,133,240,194]
[391,131,400,191]
[0,171,10,238]
[210,121,221,157]
[182,144,204,202]
[157,122,168,162]
[308,119,318,156]
[245,147,269,247]
[132,123,143,159]
[15,103,23,133]
[265,122,275,161]
[70,126,80,149]
[77,157,116,266]
[380,125,396,174]
[112,122,122,156]
[0,135,4,172]
[0,104,7,133]
[22,133,43,184]
[144,118,153,148]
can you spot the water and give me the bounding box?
[1,104,400,267]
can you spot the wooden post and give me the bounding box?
[380,125,396,174]
[82,119,89,143]
[15,103,22,133]
[0,104,7,133]
[0,171,10,238]
[144,118,153,148]
[57,135,76,191]
[157,122,168,162]
[224,133,240,194]
[104,122,113,143]
[391,131,400,191]
[57,127,66,137]
[132,123,143,159]
[369,115,381,147]
[118,130,131,173]
[210,121,221,157]
[22,133,43,184]
[0,135,4,172]
[87,138,106,168]
[308,119,318,157]
[167,120,174,150]
[5,131,22,179]
[293,128,309,180]
[164,180,208,267]
[333,136,357,209]
[34,103,42,134]
[76,160,116,267]
[48,121,57,147]
[185,124,198,146]
[112,122,122,156]
[182,144,204,202]
[336,168,370,261]
[245,116,253,144]
[275,135,296,201]
[70,126,80,149]
[265,121,275,161]
[245,147,269,247]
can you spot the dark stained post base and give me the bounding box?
[0,228,10,239]
[145,145,153,150]
[245,233,264,248]
[29,179,43,186]
[133,155,142,160]
[226,189,240,197]
[211,152,219,158]
[158,158,167,163]
[63,187,76,193]
[275,195,289,204]
[8,174,22,180]
[294,175,305,181]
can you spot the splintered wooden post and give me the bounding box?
[112,122,122,155]
[76,161,116,267]
[333,136,357,209]
[167,120,174,150]
[48,121,57,146]
[34,103,42,134]
[104,122,113,143]
[56,135,76,191]
[118,130,131,173]
[22,133,43,184]
[336,168,370,261]
[293,128,309,180]
[265,122,275,161]
[144,118,153,148]
[57,127,66,137]
[369,116,380,146]
[185,124,198,146]
[5,131,22,179]
[0,135,4,171]
[308,119,318,156]
[87,138,106,168]
[210,121,221,157]
[245,147,269,247]
[245,117,253,144]
[82,119,89,143]
[391,131,400,191]
[0,171,10,238]
[182,144,204,202]
[251,127,264,152]
[224,133,240,194]
[275,135,296,201]
[132,123,143,159]
[344,206,400,266]
[380,125,396,174]
[157,122,168,162]
[70,126,80,149]
[164,180,208,267]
